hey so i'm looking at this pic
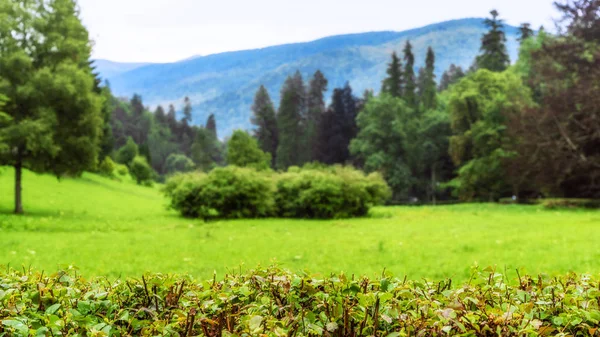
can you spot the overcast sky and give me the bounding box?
[79,0,559,63]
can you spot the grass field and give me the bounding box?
[1,167,599,282]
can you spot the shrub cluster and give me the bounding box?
[1,266,599,336]
[164,166,390,219]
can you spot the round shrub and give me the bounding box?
[164,167,275,219]
[116,164,129,177]
[98,156,117,177]
[166,153,195,174]
[130,156,155,186]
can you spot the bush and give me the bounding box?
[275,166,391,218]
[1,266,599,336]
[542,198,600,209]
[166,153,195,174]
[97,156,117,177]
[116,164,129,177]
[164,166,275,219]
[165,165,390,219]
[115,137,138,165]
[129,156,154,186]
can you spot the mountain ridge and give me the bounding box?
[99,18,520,136]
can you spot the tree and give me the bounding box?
[182,96,192,124]
[206,114,217,138]
[191,127,222,172]
[0,0,103,214]
[317,83,359,165]
[166,104,178,134]
[129,156,154,185]
[418,47,437,110]
[165,153,195,174]
[403,41,417,107]
[155,105,167,125]
[251,85,278,167]
[276,73,305,170]
[518,23,535,44]
[447,70,534,201]
[381,52,403,97]
[475,10,511,72]
[226,130,271,170]
[116,137,139,165]
[439,64,465,91]
[305,71,328,162]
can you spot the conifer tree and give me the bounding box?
[381,52,403,97]
[155,105,167,125]
[182,97,192,124]
[438,64,465,91]
[403,41,417,107]
[419,47,437,110]
[305,71,328,162]
[206,114,217,138]
[475,10,510,72]
[251,85,278,166]
[276,73,305,170]
[518,23,535,44]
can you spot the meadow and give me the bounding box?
[0,167,599,282]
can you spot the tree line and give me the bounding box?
[1,0,598,214]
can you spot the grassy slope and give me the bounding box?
[1,168,599,281]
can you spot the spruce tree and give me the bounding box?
[305,71,328,162]
[251,85,278,167]
[0,0,103,213]
[518,23,535,44]
[183,97,192,124]
[419,47,437,110]
[475,10,510,72]
[166,104,178,134]
[403,41,417,107]
[439,64,465,91]
[155,105,167,125]
[381,52,403,97]
[206,114,217,138]
[276,74,305,170]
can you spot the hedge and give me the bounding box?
[164,166,391,220]
[1,267,599,336]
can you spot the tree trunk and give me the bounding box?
[431,164,437,206]
[14,152,23,215]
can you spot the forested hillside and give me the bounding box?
[100,19,520,136]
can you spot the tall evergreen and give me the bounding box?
[381,52,403,97]
[475,10,510,72]
[155,105,167,125]
[438,64,465,91]
[251,85,279,167]
[317,83,358,164]
[166,104,178,133]
[206,114,217,138]
[419,47,437,110]
[276,73,305,170]
[403,41,417,107]
[182,97,192,124]
[518,23,535,44]
[305,71,328,162]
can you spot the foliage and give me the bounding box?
[447,69,534,200]
[115,137,139,166]
[164,167,275,219]
[402,41,417,107]
[418,47,438,110]
[116,164,129,177]
[0,0,104,213]
[191,127,222,172]
[1,266,600,336]
[129,156,154,186]
[275,166,390,219]
[251,85,278,167]
[226,130,271,170]
[475,10,511,72]
[381,52,403,97]
[97,157,117,178]
[305,71,328,163]
[438,64,466,91]
[165,153,195,174]
[276,72,306,170]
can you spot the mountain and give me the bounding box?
[102,18,520,137]
[94,60,154,80]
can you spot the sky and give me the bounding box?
[79,0,560,63]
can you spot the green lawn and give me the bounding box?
[1,167,599,282]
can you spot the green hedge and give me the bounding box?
[1,267,599,336]
[164,166,391,219]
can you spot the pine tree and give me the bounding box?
[381,52,403,97]
[518,23,535,44]
[475,10,511,72]
[251,85,278,167]
[317,83,358,164]
[276,73,305,170]
[155,105,167,125]
[403,41,417,107]
[0,0,104,213]
[305,71,328,162]
[206,114,217,138]
[438,64,466,91]
[419,47,437,110]
[166,104,178,134]
[183,97,192,124]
